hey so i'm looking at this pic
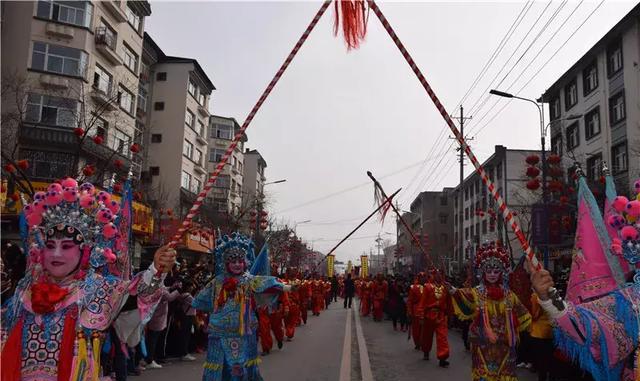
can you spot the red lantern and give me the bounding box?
[73,128,85,137]
[567,186,575,194]
[547,154,561,165]
[4,164,16,173]
[526,179,541,190]
[114,159,124,169]
[16,160,29,170]
[166,209,173,216]
[599,176,605,185]
[525,166,540,178]
[93,136,104,145]
[548,166,564,178]
[10,193,19,202]
[133,191,142,201]
[525,155,540,165]
[130,143,140,153]
[113,183,123,193]
[82,165,95,177]
[559,195,569,204]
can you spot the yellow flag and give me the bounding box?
[327,254,335,277]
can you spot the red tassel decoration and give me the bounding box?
[57,313,77,381]
[1,319,24,381]
[334,0,368,50]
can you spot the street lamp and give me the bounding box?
[265,179,287,186]
[293,219,311,234]
[255,179,287,243]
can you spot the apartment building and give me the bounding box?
[540,4,640,196]
[452,145,542,270]
[141,33,215,216]
[242,149,267,209]
[1,0,151,183]
[207,115,246,215]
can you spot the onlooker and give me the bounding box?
[343,273,355,308]
[145,279,180,369]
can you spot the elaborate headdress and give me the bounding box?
[474,242,510,274]
[213,233,256,276]
[607,178,640,284]
[21,177,126,277]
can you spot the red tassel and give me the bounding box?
[1,319,24,381]
[334,0,368,50]
[57,313,77,381]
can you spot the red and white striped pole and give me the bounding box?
[167,1,333,248]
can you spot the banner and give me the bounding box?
[347,260,352,275]
[326,254,335,277]
[360,255,368,278]
[184,228,215,253]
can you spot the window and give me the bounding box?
[25,93,77,128]
[583,61,598,96]
[19,149,73,180]
[156,72,167,81]
[181,171,191,190]
[440,196,448,206]
[439,214,448,224]
[31,42,88,77]
[490,222,496,232]
[566,121,580,150]
[464,187,469,200]
[185,110,194,128]
[151,134,162,143]
[214,175,230,188]
[92,65,112,94]
[89,117,107,138]
[564,78,578,110]
[125,5,141,32]
[497,163,503,180]
[586,153,602,181]
[550,97,561,121]
[197,120,205,136]
[609,91,626,124]
[607,39,623,77]
[194,148,203,165]
[154,102,164,111]
[122,43,138,73]
[118,86,135,114]
[150,166,160,176]
[137,85,147,111]
[198,93,206,106]
[584,107,600,140]
[192,178,202,193]
[465,227,469,240]
[111,129,131,156]
[612,142,628,174]
[475,223,480,238]
[470,225,474,237]
[464,207,469,221]
[96,19,117,50]
[183,140,193,159]
[551,134,563,156]
[36,0,93,27]
[482,220,487,234]
[188,80,197,97]
[213,123,233,140]
[440,234,448,244]
[209,148,224,162]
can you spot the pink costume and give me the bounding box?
[0,179,164,381]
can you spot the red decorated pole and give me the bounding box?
[366,0,541,271]
[167,1,333,248]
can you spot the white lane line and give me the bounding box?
[339,307,352,381]
[354,304,374,381]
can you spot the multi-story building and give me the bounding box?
[207,115,246,215]
[242,149,267,210]
[1,0,151,183]
[452,145,542,270]
[141,33,214,217]
[540,3,640,196]
[396,211,416,273]
[406,188,455,274]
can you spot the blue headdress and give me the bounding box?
[213,233,256,276]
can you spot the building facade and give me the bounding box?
[141,33,214,217]
[242,149,267,210]
[540,4,640,196]
[452,145,542,270]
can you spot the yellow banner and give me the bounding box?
[326,254,335,277]
[360,255,368,278]
[347,260,352,275]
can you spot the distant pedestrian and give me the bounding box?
[343,274,355,308]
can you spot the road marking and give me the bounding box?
[339,307,352,381]
[354,303,374,381]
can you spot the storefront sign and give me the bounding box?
[184,229,215,253]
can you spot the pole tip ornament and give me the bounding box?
[333,0,368,50]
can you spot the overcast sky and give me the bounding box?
[146,0,637,264]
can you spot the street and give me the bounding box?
[137,301,537,381]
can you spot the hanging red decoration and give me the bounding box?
[559,195,569,204]
[82,165,95,177]
[525,155,540,165]
[567,186,575,194]
[16,160,29,170]
[333,0,368,50]
[599,176,605,185]
[549,180,564,193]
[548,166,564,178]
[114,159,124,169]
[113,183,123,193]
[4,164,16,173]
[73,128,85,137]
[525,166,540,178]
[93,136,104,145]
[133,191,142,201]
[166,209,173,216]
[526,179,540,190]
[130,143,140,154]
[547,154,561,165]
[10,193,19,202]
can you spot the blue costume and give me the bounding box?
[193,233,285,381]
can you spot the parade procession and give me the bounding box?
[2,1,640,380]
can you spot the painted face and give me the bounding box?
[43,239,81,280]
[483,266,502,285]
[226,258,246,275]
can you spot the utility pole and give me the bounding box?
[450,105,472,274]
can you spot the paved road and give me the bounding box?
[137,299,537,381]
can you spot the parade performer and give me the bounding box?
[530,174,640,381]
[193,233,291,381]
[1,178,173,381]
[419,270,451,367]
[451,243,532,381]
[298,279,311,325]
[284,279,300,340]
[257,306,273,355]
[407,272,425,350]
[371,274,388,321]
[311,276,324,316]
[269,288,288,349]
[359,277,372,317]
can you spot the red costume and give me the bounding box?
[298,280,311,324]
[269,291,289,346]
[284,285,300,339]
[419,279,451,362]
[311,280,324,316]
[407,279,424,349]
[371,278,388,321]
[359,280,372,317]
[258,306,273,354]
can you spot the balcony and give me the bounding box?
[102,1,127,23]
[39,74,70,89]
[95,28,122,65]
[196,134,207,146]
[193,163,207,175]
[197,104,209,117]
[19,125,76,148]
[45,22,75,39]
[90,86,117,110]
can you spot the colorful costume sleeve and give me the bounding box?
[193,280,215,312]
[548,286,639,381]
[451,287,478,321]
[509,291,532,333]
